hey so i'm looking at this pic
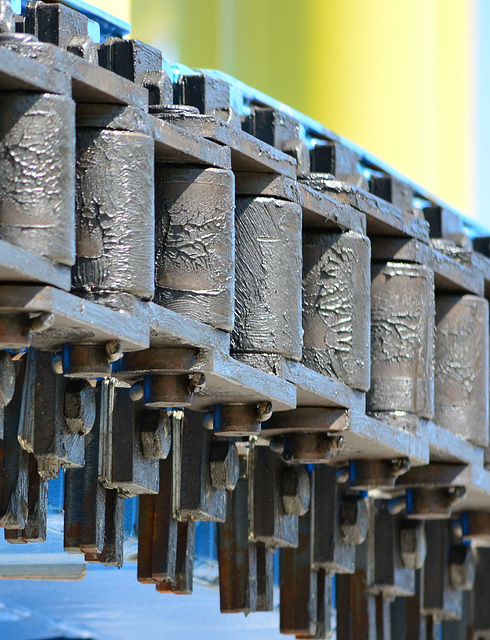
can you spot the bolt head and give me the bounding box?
[449,545,475,591]
[209,441,239,491]
[282,465,310,516]
[340,496,369,546]
[64,379,96,435]
[400,521,427,569]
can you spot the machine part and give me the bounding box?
[250,444,302,549]
[99,381,160,496]
[422,520,463,620]
[99,38,162,84]
[177,410,238,522]
[142,374,196,409]
[61,344,113,378]
[349,458,411,491]
[0,314,32,350]
[312,465,366,574]
[84,489,125,568]
[73,121,154,299]
[405,487,466,520]
[63,379,96,435]
[0,357,29,530]
[140,409,171,460]
[461,511,490,545]
[370,175,414,212]
[472,547,490,638]
[0,91,75,265]
[232,196,302,360]
[241,107,299,149]
[399,520,427,570]
[156,519,196,595]
[448,545,475,592]
[218,474,258,614]
[369,262,434,421]
[280,511,319,638]
[434,294,489,446]
[310,141,363,185]
[155,166,235,331]
[5,453,48,544]
[302,230,371,391]
[283,433,345,464]
[369,501,415,598]
[176,73,232,116]
[24,1,89,49]
[137,454,177,584]
[282,465,310,517]
[213,402,271,437]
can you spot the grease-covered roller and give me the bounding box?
[232,197,302,361]
[435,294,489,446]
[302,231,371,391]
[0,92,75,266]
[369,262,434,424]
[72,110,154,300]
[155,167,235,331]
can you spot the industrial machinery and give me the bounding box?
[1,0,490,637]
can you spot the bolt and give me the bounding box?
[140,409,171,460]
[282,465,310,516]
[392,457,411,477]
[400,521,427,569]
[449,545,475,591]
[0,351,15,407]
[189,372,206,392]
[449,486,467,504]
[129,381,144,402]
[340,495,369,546]
[209,440,239,491]
[64,379,96,435]
[255,401,273,423]
[105,341,123,363]
[51,353,63,375]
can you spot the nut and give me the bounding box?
[63,379,96,435]
[209,441,239,491]
[340,495,369,546]
[449,545,475,591]
[140,409,171,460]
[282,465,310,516]
[400,520,427,569]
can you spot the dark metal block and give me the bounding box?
[98,37,162,85]
[310,142,362,185]
[241,107,299,150]
[156,519,195,595]
[424,206,463,239]
[370,175,414,212]
[25,1,89,48]
[176,73,231,115]
[84,489,125,567]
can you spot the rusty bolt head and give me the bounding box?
[256,401,273,423]
[282,465,310,516]
[140,409,171,460]
[449,545,475,591]
[392,457,411,478]
[209,441,239,491]
[400,521,427,569]
[189,373,206,392]
[340,495,369,546]
[64,379,96,435]
[0,351,15,408]
[105,340,123,363]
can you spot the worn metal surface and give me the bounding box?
[155,167,235,330]
[302,231,371,391]
[434,294,489,446]
[232,196,302,360]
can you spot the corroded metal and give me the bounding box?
[434,294,489,446]
[302,231,371,390]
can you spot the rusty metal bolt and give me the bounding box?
[63,379,96,435]
[209,441,239,491]
[282,465,310,516]
[189,372,206,393]
[340,495,369,546]
[105,340,123,363]
[400,520,427,569]
[0,351,15,408]
[449,545,475,591]
[140,409,171,460]
[256,401,273,423]
[392,457,411,478]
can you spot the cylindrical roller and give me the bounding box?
[302,231,371,390]
[435,294,489,446]
[155,167,235,331]
[73,127,154,299]
[0,92,75,265]
[232,197,302,360]
[369,262,434,419]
